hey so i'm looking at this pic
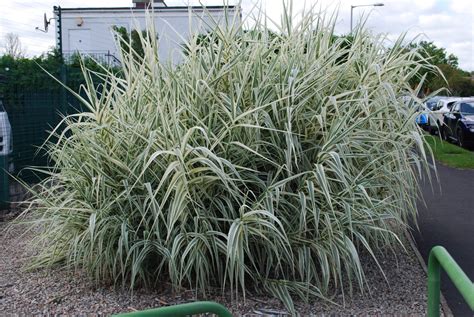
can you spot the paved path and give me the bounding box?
[412,163,474,316]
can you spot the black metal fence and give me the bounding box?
[62,51,121,68]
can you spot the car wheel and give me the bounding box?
[436,121,443,136]
[429,125,436,135]
[457,128,466,148]
[441,127,449,141]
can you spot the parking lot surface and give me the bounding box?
[412,163,474,316]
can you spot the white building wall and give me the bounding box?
[55,7,240,64]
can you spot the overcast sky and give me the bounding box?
[1,0,473,70]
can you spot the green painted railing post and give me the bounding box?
[428,247,442,317]
[427,246,474,317]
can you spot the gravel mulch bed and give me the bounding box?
[0,216,437,316]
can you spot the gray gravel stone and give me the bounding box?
[0,220,435,316]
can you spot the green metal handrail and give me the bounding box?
[114,301,233,317]
[428,246,474,317]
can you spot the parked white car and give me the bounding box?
[425,96,447,110]
[428,97,466,135]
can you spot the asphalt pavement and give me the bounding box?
[412,162,474,316]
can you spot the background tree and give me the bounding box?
[113,26,149,59]
[433,64,474,96]
[2,33,26,59]
[409,41,474,96]
[411,41,458,67]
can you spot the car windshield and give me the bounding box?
[460,102,474,114]
[425,97,443,109]
[426,101,437,109]
[447,101,456,109]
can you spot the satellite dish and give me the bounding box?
[44,13,49,32]
[35,13,52,33]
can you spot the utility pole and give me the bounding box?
[350,3,384,33]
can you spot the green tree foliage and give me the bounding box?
[429,64,474,96]
[0,48,121,108]
[0,49,63,94]
[410,41,458,67]
[0,49,112,93]
[0,49,67,117]
[182,29,281,56]
[409,41,474,96]
[113,26,149,59]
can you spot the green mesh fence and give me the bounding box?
[3,79,83,182]
[5,90,61,182]
[0,59,106,208]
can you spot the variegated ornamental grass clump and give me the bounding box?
[24,5,433,312]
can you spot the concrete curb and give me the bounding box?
[404,228,453,317]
